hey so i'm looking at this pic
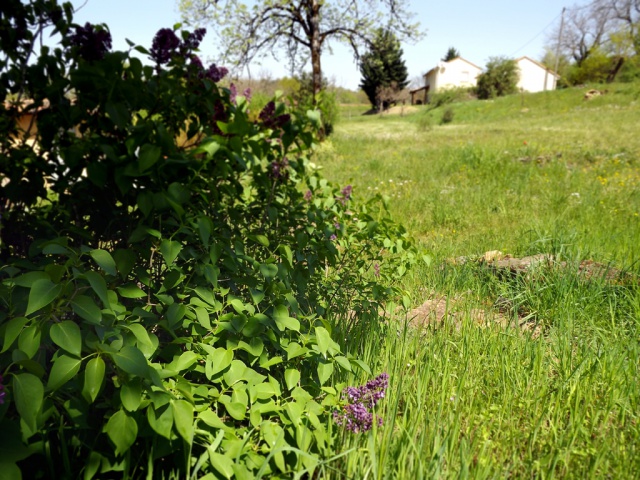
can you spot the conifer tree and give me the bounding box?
[359,29,409,110]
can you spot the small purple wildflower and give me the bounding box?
[330,234,337,241]
[373,262,380,277]
[337,185,353,205]
[150,28,180,65]
[334,222,341,229]
[0,374,5,405]
[70,22,112,61]
[334,373,389,433]
[304,190,313,202]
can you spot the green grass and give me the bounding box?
[321,84,640,478]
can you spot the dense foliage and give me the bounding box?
[441,47,460,62]
[359,28,409,110]
[475,56,520,99]
[0,1,416,478]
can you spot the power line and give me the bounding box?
[510,10,564,57]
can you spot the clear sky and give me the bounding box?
[69,0,589,90]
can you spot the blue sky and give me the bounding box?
[70,0,589,90]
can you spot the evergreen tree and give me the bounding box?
[442,46,460,62]
[359,29,409,110]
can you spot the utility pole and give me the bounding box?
[552,7,566,89]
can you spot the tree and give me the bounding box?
[178,0,423,100]
[359,28,409,110]
[476,56,519,99]
[442,46,460,62]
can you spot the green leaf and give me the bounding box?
[13,373,44,433]
[12,271,50,288]
[82,357,105,404]
[138,144,161,172]
[124,323,153,350]
[315,326,331,357]
[166,303,186,328]
[350,358,372,374]
[209,452,235,479]
[105,409,138,456]
[18,325,41,358]
[112,346,149,378]
[169,351,199,372]
[147,404,174,439]
[117,284,146,298]
[105,102,129,129]
[89,249,117,276]
[120,379,142,412]
[334,355,352,372]
[284,368,300,391]
[272,304,300,332]
[113,249,137,278]
[84,451,104,480]
[195,307,211,329]
[223,401,246,421]
[160,239,182,266]
[84,271,110,309]
[317,361,334,386]
[259,263,278,279]
[71,295,102,325]
[206,348,233,378]
[198,410,228,430]
[47,354,82,390]
[25,279,62,316]
[50,321,82,357]
[1,316,29,353]
[171,399,194,442]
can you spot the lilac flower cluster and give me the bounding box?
[333,373,389,433]
[337,184,352,205]
[0,374,5,404]
[259,101,291,129]
[70,22,112,61]
[205,64,229,83]
[150,28,181,65]
[182,28,206,52]
[304,190,313,202]
[271,157,289,181]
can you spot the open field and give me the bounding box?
[318,84,640,478]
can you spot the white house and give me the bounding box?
[421,57,482,101]
[515,56,560,92]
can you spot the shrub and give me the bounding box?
[441,107,455,124]
[476,56,519,99]
[0,1,416,478]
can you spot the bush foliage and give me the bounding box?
[476,56,519,100]
[0,1,416,478]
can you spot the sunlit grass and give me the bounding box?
[323,83,640,478]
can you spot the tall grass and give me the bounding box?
[322,84,640,478]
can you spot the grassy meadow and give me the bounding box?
[317,84,640,478]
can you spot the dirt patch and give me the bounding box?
[407,293,541,338]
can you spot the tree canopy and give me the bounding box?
[476,56,519,99]
[359,28,409,110]
[442,46,460,62]
[178,0,423,97]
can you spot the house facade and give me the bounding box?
[419,57,482,103]
[515,56,559,92]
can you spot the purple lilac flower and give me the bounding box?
[330,234,337,241]
[0,374,5,404]
[205,64,228,83]
[229,83,238,104]
[259,101,290,129]
[70,22,112,61]
[271,157,289,180]
[243,87,252,103]
[150,28,180,65]
[334,373,389,433]
[183,28,206,51]
[190,55,203,70]
[304,190,313,202]
[373,263,380,277]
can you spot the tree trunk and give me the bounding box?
[607,56,625,82]
[309,0,322,104]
